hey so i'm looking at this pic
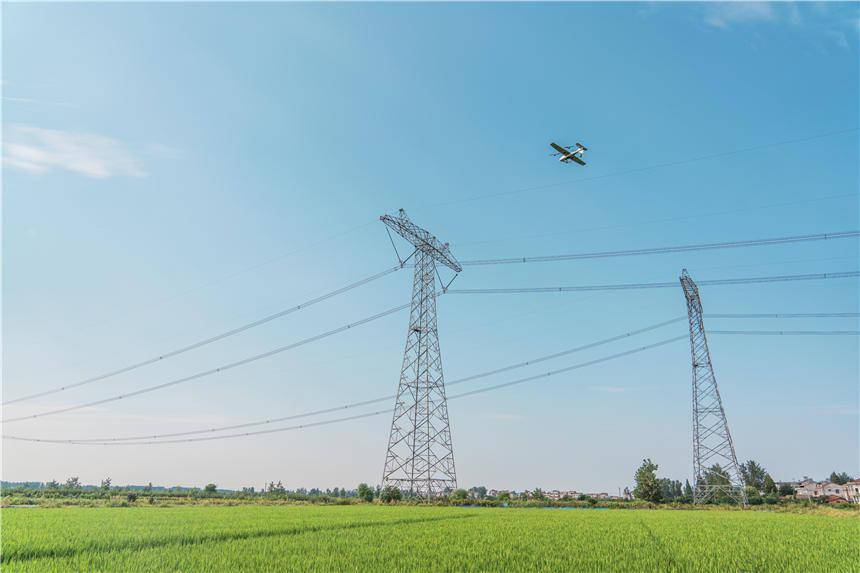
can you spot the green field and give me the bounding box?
[1,505,857,572]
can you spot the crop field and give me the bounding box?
[1,505,857,572]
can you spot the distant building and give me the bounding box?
[819,482,854,502]
[786,477,859,503]
[793,478,821,499]
[845,480,860,504]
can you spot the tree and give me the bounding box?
[705,464,735,504]
[657,479,683,501]
[763,474,777,495]
[633,459,662,503]
[683,480,693,499]
[498,491,511,501]
[829,471,851,485]
[451,489,468,500]
[65,476,81,490]
[706,464,731,487]
[143,482,153,493]
[469,486,487,499]
[204,483,217,493]
[745,486,763,505]
[266,481,286,494]
[379,486,402,503]
[46,480,60,490]
[357,483,374,502]
[657,478,673,500]
[531,488,545,500]
[739,460,767,491]
[778,482,795,497]
[100,478,111,492]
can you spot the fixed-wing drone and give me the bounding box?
[550,142,587,165]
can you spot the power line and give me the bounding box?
[459,231,859,266]
[4,336,686,445]
[706,313,859,319]
[710,330,859,336]
[446,270,860,295]
[1,302,411,424]
[446,337,686,400]
[430,127,859,207]
[453,193,857,249]
[14,317,687,443]
[44,219,379,348]
[2,410,392,446]
[1,266,401,406]
[9,317,856,445]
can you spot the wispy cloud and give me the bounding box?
[484,412,525,422]
[704,2,775,29]
[825,30,850,50]
[809,405,858,417]
[701,2,859,51]
[2,96,75,107]
[589,386,627,394]
[787,3,803,26]
[3,125,147,179]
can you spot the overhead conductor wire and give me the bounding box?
[5,336,687,445]
[2,266,402,406]
[5,317,688,442]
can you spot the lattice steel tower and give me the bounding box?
[680,269,747,505]
[381,209,460,498]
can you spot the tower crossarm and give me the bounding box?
[381,209,462,273]
[680,269,701,309]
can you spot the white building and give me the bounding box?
[790,478,859,503]
[845,480,860,503]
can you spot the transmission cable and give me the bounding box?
[710,330,859,336]
[4,336,685,445]
[447,270,859,295]
[11,317,687,442]
[706,313,859,319]
[459,231,859,267]
[2,266,401,406]
[1,302,410,424]
[446,336,686,401]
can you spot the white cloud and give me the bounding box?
[3,125,146,179]
[826,29,850,50]
[787,3,803,26]
[589,386,627,394]
[704,2,776,29]
[484,412,525,422]
[809,405,858,417]
[3,96,74,107]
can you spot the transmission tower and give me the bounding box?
[680,269,747,505]
[380,209,460,498]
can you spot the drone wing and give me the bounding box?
[550,142,569,155]
[570,155,586,166]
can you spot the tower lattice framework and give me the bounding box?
[381,210,460,498]
[681,269,747,505]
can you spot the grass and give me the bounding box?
[2,505,857,571]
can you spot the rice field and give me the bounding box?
[1,505,857,572]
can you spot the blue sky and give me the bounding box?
[3,2,858,492]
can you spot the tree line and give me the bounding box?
[633,458,855,505]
